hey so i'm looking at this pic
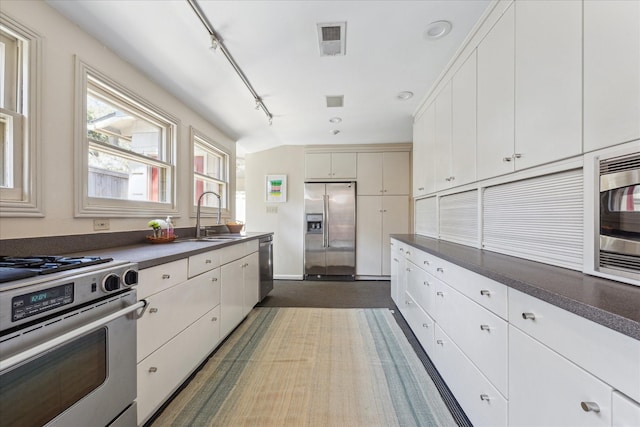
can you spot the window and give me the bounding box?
[76,59,178,216]
[192,128,230,217]
[0,13,41,216]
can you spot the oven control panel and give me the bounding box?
[12,283,74,322]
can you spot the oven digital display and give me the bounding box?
[12,283,74,321]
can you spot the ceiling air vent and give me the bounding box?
[317,22,346,56]
[326,95,344,108]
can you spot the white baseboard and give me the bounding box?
[356,275,390,281]
[274,274,304,280]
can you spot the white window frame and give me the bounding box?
[74,58,179,217]
[0,13,42,217]
[191,127,231,220]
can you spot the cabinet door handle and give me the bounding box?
[211,277,218,282]
[480,394,491,402]
[406,268,411,272]
[400,248,404,252]
[423,281,430,287]
[480,289,491,296]
[418,187,425,191]
[211,316,218,322]
[502,156,513,162]
[149,308,158,313]
[513,153,522,159]
[424,260,430,265]
[480,324,491,331]
[436,291,444,297]
[393,258,398,262]
[581,402,600,413]
[422,323,429,328]
[436,339,444,345]
[436,267,444,273]
[161,274,171,279]
[521,312,536,320]
[406,251,411,255]
[205,259,212,264]
[406,300,412,306]
[148,367,158,373]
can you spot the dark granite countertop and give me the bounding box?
[66,232,272,270]
[391,234,640,340]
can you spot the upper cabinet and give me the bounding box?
[357,152,410,196]
[413,103,436,198]
[451,50,477,187]
[477,3,515,181]
[434,81,453,191]
[514,0,582,169]
[583,0,640,152]
[305,152,356,179]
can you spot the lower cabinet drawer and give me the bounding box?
[138,259,188,299]
[613,391,640,427]
[433,325,507,427]
[509,288,640,402]
[509,325,612,427]
[137,268,220,362]
[403,291,435,356]
[434,280,508,396]
[406,261,435,316]
[137,305,220,425]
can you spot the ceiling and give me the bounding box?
[47,0,491,154]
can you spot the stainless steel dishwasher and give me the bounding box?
[259,235,273,301]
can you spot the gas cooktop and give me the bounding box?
[0,256,114,283]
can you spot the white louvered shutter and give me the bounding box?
[439,190,479,246]
[415,196,437,237]
[482,169,583,270]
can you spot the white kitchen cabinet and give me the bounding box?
[356,195,408,276]
[613,391,640,427]
[390,241,401,306]
[434,81,453,191]
[242,251,259,317]
[137,259,188,300]
[584,0,640,152]
[357,152,410,196]
[137,306,220,425]
[514,0,582,169]
[476,2,515,181]
[220,257,245,337]
[433,325,508,427]
[403,290,435,356]
[413,102,436,197]
[451,50,477,186]
[305,152,356,179]
[137,268,220,362]
[509,325,612,427]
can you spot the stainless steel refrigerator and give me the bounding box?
[304,182,356,280]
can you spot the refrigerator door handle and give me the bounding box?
[325,194,330,248]
[322,194,328,248]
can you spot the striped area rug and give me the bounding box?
[151,308,457,427]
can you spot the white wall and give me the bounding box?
[0,1,235,239]
[245,146,305,279]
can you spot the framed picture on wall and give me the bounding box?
[265,174,287,203]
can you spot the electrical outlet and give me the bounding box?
[93,219,110,230]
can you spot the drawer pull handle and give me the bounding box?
[480,394,491,402]
[148,367,158,373]
[161,274,171,279]
[205,259,212,264]
[436,339,444,346]
[521,312,536,320]
[418,187,425,191]
[149,308,158,313]
[211,316,218,322]
[480,324,491,331]
[436,291,444,297]
[480,289,491,296]
[406,300,412,306]
[211,277,218,282]
[406,251,411,255]
[503,156,513,162]
[422,323,429,328]
[436,267,444,273]
[406,268,411,272]
[424,260,430,265]
[400,248,404,252]
[581,402,600,413]
[393,258,398,262]
[423,281,430,287]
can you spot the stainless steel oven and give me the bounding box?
[0,258,143,427]
[598,152,640,281]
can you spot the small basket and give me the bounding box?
[226,221,244,233]
[146,235,177,244]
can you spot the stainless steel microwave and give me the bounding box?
[598,152,640,280]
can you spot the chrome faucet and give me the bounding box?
[196,191,221,238]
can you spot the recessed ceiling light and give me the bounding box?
[331,129,340,135]
[424,20,452,40]
[329,117,342,123]
[397,91,414,100]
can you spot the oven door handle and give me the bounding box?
[0,299,147,372]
